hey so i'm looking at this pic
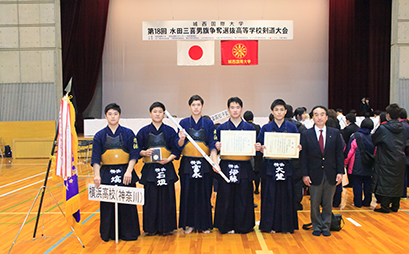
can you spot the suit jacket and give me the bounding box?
[300,126,345,186]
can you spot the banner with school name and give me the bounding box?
[143,20,293,41]
[88,184,144,205]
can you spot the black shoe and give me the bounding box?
[312,231,321,236]
[254,190,260,194]
[322,231,331,237]
[254,203,258,208]
[374,208,390,213]
[391,208,399,212]
[343,184,353,188]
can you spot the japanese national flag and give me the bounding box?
[177,41,214,66]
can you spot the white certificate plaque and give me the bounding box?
[220,130,256,156]
[264,132,300,159]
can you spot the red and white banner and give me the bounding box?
[55,95,78,179]
[177,41,214,66]
[221,40,258,65]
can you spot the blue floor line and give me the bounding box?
[43,209,99,254]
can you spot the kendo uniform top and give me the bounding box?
[91,125,140,241]
[178,116,217,231]
[136,123,180,185]
[136,122,180,234]
[213,119,256,234]
[257,120,299,233]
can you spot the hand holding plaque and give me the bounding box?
[263,132,300,159]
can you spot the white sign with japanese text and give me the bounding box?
[210,110,229,122]
[88,184,144,205]
[143,20,293,41]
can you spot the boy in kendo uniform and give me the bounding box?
[255,99,299,234]
[214,97,256,234]
[177,95,219,234]
[136,101,180,236]
[91,103,140,241]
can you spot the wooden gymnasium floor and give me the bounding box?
[1,157,409,254]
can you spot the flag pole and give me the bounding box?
[32,124,59,239]
[32,79,73,239]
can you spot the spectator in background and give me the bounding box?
[372,104,406,213]
[326,109,344,207]
[379,112,388,124]
[344,118,375,207]
[294,107,313,129]
[342,113,359,188]
[399,108,409,198]
[336,109,347,130]
[285,104,307,210]
[343,113,359,147]
[326,109,341,130]
[294,107,305,122]
[360,97,372,116]
[244,110,263,196]
[372,110,381,134]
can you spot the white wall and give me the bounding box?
[390,0,409,110]
[102,0,328,119]
[0,0,62,121]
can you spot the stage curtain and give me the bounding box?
[61,0,110,133]
[328,0,391,114]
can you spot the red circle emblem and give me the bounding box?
[188,45,203,61]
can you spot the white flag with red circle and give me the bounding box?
[177,41,214,66]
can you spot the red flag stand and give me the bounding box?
[8,83,85,253]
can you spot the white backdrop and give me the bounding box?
[102,0,329,119]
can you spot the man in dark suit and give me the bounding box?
[300,106,344,237]
[342,112,359,188]
[360,97,372,116]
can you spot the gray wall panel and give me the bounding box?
[0,82,56,121]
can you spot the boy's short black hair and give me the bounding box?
[294,107,305,117]
[360,118,374,130]
[149,101,166,112]
[311,105,328,115]
[104,103,121,115]
[188,95,204,106]
[285,104,293,118]
[373,109,381,116]
[400,108,407,119]
[336,108,343,113]
[380,112,388,122]
[346,113,356,123]
[386,103,402,120]
[243,111,254,122]
[270,99,286,111]
[227,97,243,108]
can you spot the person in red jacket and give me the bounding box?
[344,118,375,207]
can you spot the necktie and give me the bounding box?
[319,129,324,154]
